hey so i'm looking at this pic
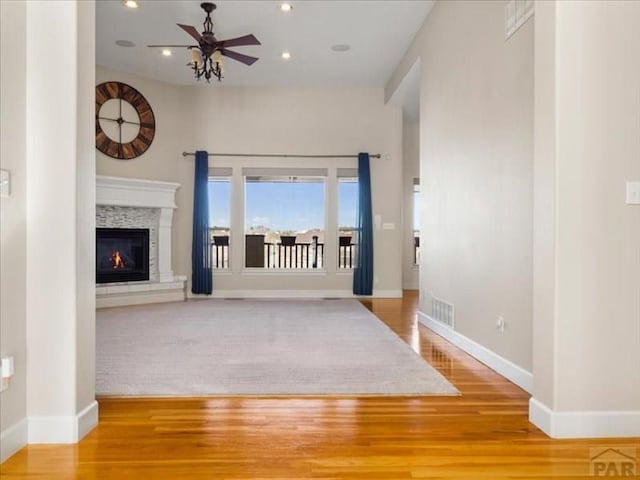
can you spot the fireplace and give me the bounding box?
[96,228,149,284]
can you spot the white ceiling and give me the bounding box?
[96,0,434,87]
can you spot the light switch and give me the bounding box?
[626,182,640,205]
[0,169,10,198]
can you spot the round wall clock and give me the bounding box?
[95,81,155,160]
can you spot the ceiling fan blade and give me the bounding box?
[215,34,261,49]
[220,49,259,66]
[177,24,203,43]
[147,45,197,48]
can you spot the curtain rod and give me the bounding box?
[182,152,382,159]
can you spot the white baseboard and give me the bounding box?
[0,418,27,463]
[529,398,640,438]
[28,400,98,444]
[191,289,403,299]
[417,311,533,393]
[77,400,99,440]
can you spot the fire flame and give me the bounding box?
[111,250,125,269]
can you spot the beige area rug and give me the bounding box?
[96,299,459,396]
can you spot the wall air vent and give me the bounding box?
[431,295,455,329]
[505,0,534,39]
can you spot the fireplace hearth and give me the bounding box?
[96,228,149,284]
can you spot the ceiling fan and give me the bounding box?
[148,2,261,82]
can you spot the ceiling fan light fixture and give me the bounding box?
[123,0,139,8]
[190,49,203,66]
[148,2,260,83]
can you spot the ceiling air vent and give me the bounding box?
[505,0,534,40]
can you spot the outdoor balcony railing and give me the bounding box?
[210,232,357,270]
[338,236,355,269]
[264,239,324,269]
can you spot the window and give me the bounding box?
[413,178,420,265]
[209,171,231,269]
[338,171,358,269]
[244,168,326,269]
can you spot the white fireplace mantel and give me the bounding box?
[96,175,185,307]
[96,175,179,210]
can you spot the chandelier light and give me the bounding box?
[188,3,224,82]
[148,2,261,84]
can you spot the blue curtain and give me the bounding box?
[191,150,212,295]
[353,152,374,295]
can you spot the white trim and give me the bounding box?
[0,418,27,463]
[529,398,640,438]
[97,289,186,308]
[188,289,403,299]
[96,175,180,209]
[28,400,98,444]
[417,311,533,393]
[96,276,187,308]
[77,401,99,441]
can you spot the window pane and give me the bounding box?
[245,176,325,269]
[209,178,231,269]
[338,178,358,269]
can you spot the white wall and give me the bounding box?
[531,0,640,437]
[75,0,97,416]
[0,0,28,462]
[387,0,534,371]
[402,121,419,289]
[96,67,404,296]
[0,1,97,460]
[554,0,640,413]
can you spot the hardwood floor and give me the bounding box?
[2,291,637,479]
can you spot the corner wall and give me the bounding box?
[388,0,534,373]
[1,0,97,462]
[530,0,640,438]
[0,0,28,462]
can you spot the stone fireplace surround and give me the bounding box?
[96,175,186,308]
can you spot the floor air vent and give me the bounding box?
[431,296,455,328]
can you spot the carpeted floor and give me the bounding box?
[96,299,459,396]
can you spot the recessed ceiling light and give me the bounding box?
[281,51,291,60]
[123,0,139,8]
[331,44,351,53]
[162,49,172,57]
[115,40,136,48]
[280,3,293,12]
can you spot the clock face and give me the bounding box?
[95,82,155,160]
